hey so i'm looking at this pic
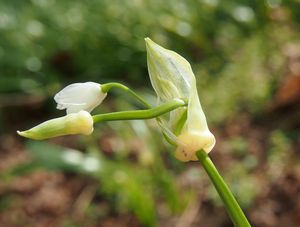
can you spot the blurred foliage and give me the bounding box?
[3,127,186,226]
[1,0,300,226]
[1,0,299,124]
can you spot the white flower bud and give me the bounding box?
[145,38,215,161]
[17,111,94,140]
[54,82,107,114]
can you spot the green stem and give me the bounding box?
[93,99,186,123]
[100,82,178,145]
[196,150,251,227]
[101,82,152,109]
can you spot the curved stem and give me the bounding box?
[101,82,152,109]
[196,150,251,227]
[93,99,186,123]
[100,82,178,145]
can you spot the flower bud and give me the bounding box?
[17,111,94,140]
[145,38,215,161]
[54,82,107,114]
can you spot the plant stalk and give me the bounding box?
[101,82,152,108]
[93,98,187,123]
[196,150,251,227]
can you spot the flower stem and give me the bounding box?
[196,150,251,227]
[101,82,152,108]
[93,99,187,123]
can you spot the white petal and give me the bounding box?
[54,82,106,114]
[66,105,88,114]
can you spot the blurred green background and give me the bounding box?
[0,0,300,226]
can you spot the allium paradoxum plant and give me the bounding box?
[18,38,251,227]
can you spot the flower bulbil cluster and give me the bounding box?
[18,38,215,162]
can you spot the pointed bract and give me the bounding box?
[145,38,215,161]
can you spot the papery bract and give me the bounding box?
[145,38,215,161]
